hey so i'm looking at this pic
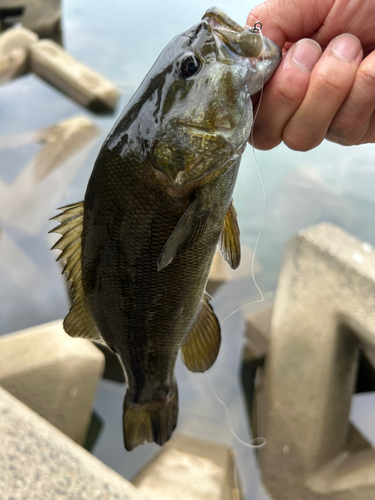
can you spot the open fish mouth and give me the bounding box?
[202,6,263,58]
[202,6,281,60]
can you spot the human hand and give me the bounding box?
[247,0,375,150]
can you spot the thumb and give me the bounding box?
[247,0,331,48]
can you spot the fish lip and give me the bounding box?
[202,7,244,33]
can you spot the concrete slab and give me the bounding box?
[0,114,100,231]
[133,434,242,500]
[0,47,27,83]
[244,306,272,361]
[258,223,375,499]
[0,26,37,83]
[30,39,120,113]
[0,25,37,53]
[0,386,148,500]
[0,319,105,445]
[34,114,100,182]
[0,0,61,40]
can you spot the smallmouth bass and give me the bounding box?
[50,7,280,451]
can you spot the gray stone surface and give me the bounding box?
[0,319,104,445]
[30,39,120,112]
[133,434,242,500]
[0,386,148,500]
[258,223,375,499]
[0,26,37,84]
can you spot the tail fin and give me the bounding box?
[123,384,178,451]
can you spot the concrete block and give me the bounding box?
[207,245,262,295]
[0,25,37,52]
[241,306,273,439]
[30,39,120,113]
[0,26,37,83]
[0,319,105,445]
[0,47,27,83]
[244,305,273,361]
[34,114,100,182]
[0,386,148,500]
[0,114,100,229]
[259,223,375,499]
[0,0,61,40]
[133,434,242,500]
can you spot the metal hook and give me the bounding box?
[248,21,263,34]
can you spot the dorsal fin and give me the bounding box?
[49,202,105,344]
[181,293,221,372]
[218,200,241,270]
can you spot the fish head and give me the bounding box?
[109,7,281,193]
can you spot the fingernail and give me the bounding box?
[332,34,361,62]
[291,39,322,71]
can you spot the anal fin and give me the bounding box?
[218,200,241,270]
[49,202,105,345]
[181,293,221,373]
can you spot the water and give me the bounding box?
[1,1,375,499]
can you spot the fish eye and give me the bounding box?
[179,55,201,78]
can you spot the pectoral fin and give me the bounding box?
[218,200,241,270]
[49,202,105,345]
[157,196,212,271]
[181,293,221,372]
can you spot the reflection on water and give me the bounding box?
[1,1,375,499]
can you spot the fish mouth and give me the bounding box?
[202,7,263,58]
[202,6,281,60]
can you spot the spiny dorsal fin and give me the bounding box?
[157,195,212,271]
[218,200,241,270]
[181,293,221,372]
[49,202,105,345]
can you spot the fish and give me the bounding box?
[50,7,281,451]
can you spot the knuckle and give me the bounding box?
[327,122,366,146]
[253,136,282,150]
[328,118,358,141]
[274,66,309,104]
[276,82,302,103]
[312,70,343,94]
[358,64,375,91]
[282,125,321,151]
[329,109,356,133]
[326,128,354,146]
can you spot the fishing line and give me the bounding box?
[206,372,266,448]
[206,25,268,469]
[220,23,267,327]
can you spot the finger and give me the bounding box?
[247,0,331,48]
[282,34,363,151]
[251,39,322,150]
[327,50,375,145]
